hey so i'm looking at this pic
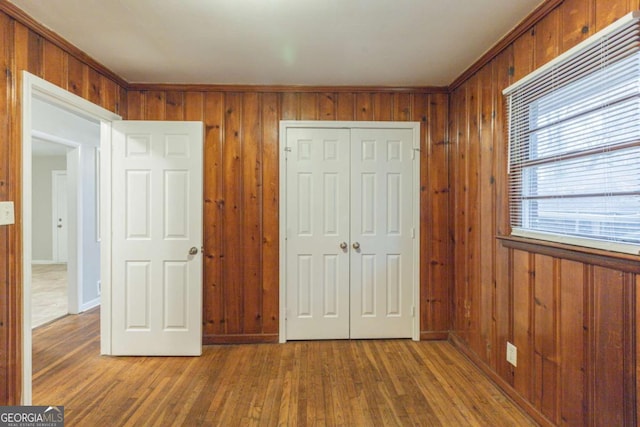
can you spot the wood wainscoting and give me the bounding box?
[0,2,128,404]
[125,89,451,344]
[449,0,640,425]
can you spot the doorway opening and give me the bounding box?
[31,139,69,328]
[22,72,121,404]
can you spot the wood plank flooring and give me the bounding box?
[33,309,537,426]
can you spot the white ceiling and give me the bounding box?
[10,0,543,86]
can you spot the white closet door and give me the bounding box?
[285,128,351,340]
[349,128,415,338]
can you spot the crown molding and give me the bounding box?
[126,83,449,94]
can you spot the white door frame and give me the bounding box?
[278,120,421,343]
[21,71,121,404]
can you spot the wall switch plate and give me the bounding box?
[506,341,517,367]
[0,201,15,226]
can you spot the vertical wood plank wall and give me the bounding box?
[126,89,451,343]
[0,8,127,404]
[3,1,640,424]
[449,0,640,425]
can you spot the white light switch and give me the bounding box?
[0,201,15,225]
[506,341,517,367]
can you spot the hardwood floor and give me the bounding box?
[33,309,537,426]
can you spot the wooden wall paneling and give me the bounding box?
[144,91,166,120]
[532,254,558,422]
[0,11,12,405]
[558,260,585,427]
[637,274,640,427]
[299,92,318,120]
[512,29,535,82]
[13,23,29,79]
[10,18,31,408]
[466,74,481,357]
[318,92,336,120]
[202,92,225,339]
[594,0,634,32]
[355,93,373,121]
[534,6,560,69]
[42,40,66,89]
[336,92,355,120]
[418,92,450,336]
[414,92,431,335]
[66,55,87,98]
[512,249,533,401]
[589,266,629,426]
[126,91,144,120]
[241,92,263,334]
[622,272,636,427]
[222,93,244,334]
[392,93,411,122]
[100,78,118,114]
[560,0,593,52]
[450,85,467,338]
[281,92,299,120]
[260,93,280,335]
[117,85,127,118]
[478,64,494,365]
[184,92,204,121]
[431,92,451,335]
[26,29,42,77]
[165,91,185,121]
[87,67,102,106]
[372,93,392,121]
[493,46,514,383]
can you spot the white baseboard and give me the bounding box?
[81,297,101,312]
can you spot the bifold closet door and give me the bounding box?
[285,128,351,340]
[285,126,415,340]
[349,128,414,339]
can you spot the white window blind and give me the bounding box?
[504,11,640,255]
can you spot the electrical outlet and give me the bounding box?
[0,201,15,226]
[506,341,517,367]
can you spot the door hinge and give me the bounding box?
[412,306,416,317]
[284,147,292,152]
[412,228,415,238]
[412,147,420,159]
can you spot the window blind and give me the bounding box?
[504,11,640,254]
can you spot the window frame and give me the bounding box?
[503,11,640,255]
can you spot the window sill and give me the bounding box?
[497,235,640,274]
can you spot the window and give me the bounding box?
[504,12,640,255]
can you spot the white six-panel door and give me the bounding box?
[111,121,203,355]
[283,123,418,340]
[349,128,414,338]
[285,128,351,340]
